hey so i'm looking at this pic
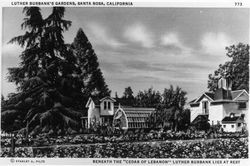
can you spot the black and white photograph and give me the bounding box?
[0,0,249,164]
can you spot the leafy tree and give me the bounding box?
[150,85,187,131]
[162,85,187,109]
[208,43,249,92]
[135,87,162,107]
[2,7,84,135]
[121,86,135,106]
[71,28,110,100]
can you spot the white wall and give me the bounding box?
[191,98,248,126]
[209,104,223,125]
[100,99,114,116]
[222,123,243,132]
[190,97,210,123]
[190,105,201,122]
[87,101,101,128]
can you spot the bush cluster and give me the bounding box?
[1,130,247,148]
[1,138,247,158]
[1,130,247,147]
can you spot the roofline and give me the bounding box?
[194,92,214,103]
[122,107,155,110]
[85,97,93,108]
[232,89,249,93]
[233,89,249,101]
[222,121,243,124]
[203,93,214,101]
[100,96,116,102]
[115,107,129,130]
[211,100,238,104]
[188,99,197,104]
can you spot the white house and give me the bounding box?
[82,96,154,129]
[189,77,248,131]
[221,113,245,132]
[83,96,116,128]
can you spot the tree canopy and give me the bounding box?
[121,86,135,106]
[1,7,110,135]
[71,28,111,101]
[116,86,188,130]
[135,87,162,108]
[208,43,249,92]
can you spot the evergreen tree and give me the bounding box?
[72,28,111,100]
[2,7,84,135]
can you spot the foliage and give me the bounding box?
[1,129,247,148]
[192,115,210,131]
[148,85,188,130]
[2,7,83,135]
[1,137,248,158]
[115,86,188,131]
[162,85,187,109]
[135,87,162,108]
[121,86,135,106]
[71,28,111,100]
[208,43,249,92]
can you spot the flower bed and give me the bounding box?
[1,138,248,158]
[1,130,247,148]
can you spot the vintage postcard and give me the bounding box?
[0,0,249,165]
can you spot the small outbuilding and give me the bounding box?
[221,113,245,132]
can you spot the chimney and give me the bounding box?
[230,113,235,118]
[214,77,232,100]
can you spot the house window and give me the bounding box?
[238,102,246,109]
[202,101,209,114]
[223,125,226,128]
[101,117,104,124]
[104,101,107,110]
[108,102,111,110]
[238,123,241,127]
[231,125,234,128]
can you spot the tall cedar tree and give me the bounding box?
[72,28,111,101]
[208,43,249,92]
[2,7,84,135]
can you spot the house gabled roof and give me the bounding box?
[100,96,116,102]
[85,96,100,108]
[193,92,214,103]
[189,89,249,106]
[86,96,120,108]
[232,89,249,101]
[221,116,244,124]
[188,98,197,104]
[205,92,215,100]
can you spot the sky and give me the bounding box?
[1,7,249,101]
